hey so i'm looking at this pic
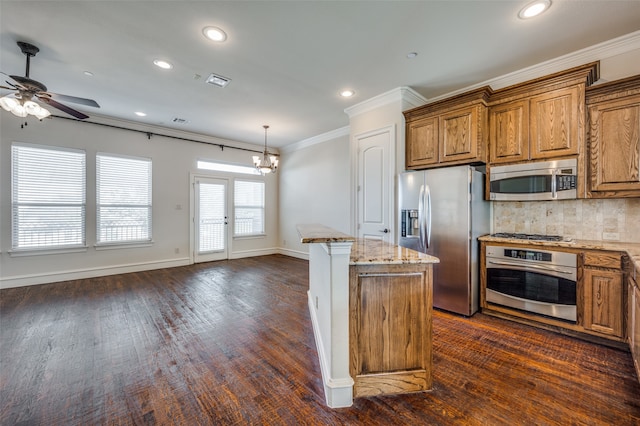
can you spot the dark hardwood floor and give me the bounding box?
[1,254,639,425]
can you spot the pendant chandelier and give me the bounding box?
[252,125,278,174]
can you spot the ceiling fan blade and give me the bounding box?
[38,96,89,119]
[0,85,17,90]
[3,75,28,91]
[47,92,100,108]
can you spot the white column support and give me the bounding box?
[307,241,354,408]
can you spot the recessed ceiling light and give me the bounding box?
[340,89,355,98]
[135,111,147,117]
[407,52,418,59]
[518,0,551,19]
[153,59,173,70]
[203,26,227,42]
[83,71,94,77]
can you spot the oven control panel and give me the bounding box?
[503,249,552,262]
[486,245,577,268]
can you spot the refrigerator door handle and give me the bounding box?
[418,184,426,251]
[425,184,432,249]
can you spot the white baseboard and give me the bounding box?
[228,247,279,259]
[0,257,191,289]
[307,291,354,408]
[0,248,308,289]
[277,247,309,260]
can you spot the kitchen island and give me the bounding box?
[297,224,439,408]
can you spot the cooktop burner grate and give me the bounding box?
[490,232,566,242]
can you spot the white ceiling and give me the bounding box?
[1,1,640,148]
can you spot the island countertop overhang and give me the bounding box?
[297,223,439,265]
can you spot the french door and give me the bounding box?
[194,177,229,262]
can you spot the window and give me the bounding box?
[197,160,260,175]
[97,153,152,244]
[234,180,264,236]
[11,143,86,250]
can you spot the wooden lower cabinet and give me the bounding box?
[349,263,432,398]
[582,267,625,338]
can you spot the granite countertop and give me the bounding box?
[296,223,355,243]
[297,223,439,265]
[349,238,439,265]
[478,235,640,274]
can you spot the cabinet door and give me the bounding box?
[583,268,624,338]
[406,116,439,168]
[588,94,640,193]
[489,100,529,164]
[530,86,580,159]
[439,105,480,163]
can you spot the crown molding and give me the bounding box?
[426,30,640,104]
[344,86,427,118]
[279,126,350,154]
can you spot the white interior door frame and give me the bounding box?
[189,173,231,263]
[352,124,396,243]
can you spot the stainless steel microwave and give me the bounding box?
[489,158,577,201]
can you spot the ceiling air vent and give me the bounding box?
[172,117,189,124]
[206,73,231,88]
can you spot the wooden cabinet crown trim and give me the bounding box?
[586,74,640,104]
[403,86,492,121]
[489,61,600,104]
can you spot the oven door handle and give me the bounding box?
[487,259,574,275]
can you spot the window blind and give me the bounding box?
[234,180,264,236]
[198,182,225,252]
[97,154,152,244]
[11,143,86,249]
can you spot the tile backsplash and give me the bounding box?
[493,198,640,242]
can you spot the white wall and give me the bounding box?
[0,114,279,287]
[278,131,351,258]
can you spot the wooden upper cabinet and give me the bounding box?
[529,86,580,159]
[488,86,581,164]
[406,115,438,168]
[586,75,640,198]
[439,105,481,163]
[489,100,529,164]
[403,87,491,170]
[487,62,599,167]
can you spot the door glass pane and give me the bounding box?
[198,182,225,252]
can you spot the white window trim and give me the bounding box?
[96,152,153,245]
[233,178,266,237]
[11,142,87,251]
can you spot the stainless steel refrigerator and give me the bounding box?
[398,165,489,316]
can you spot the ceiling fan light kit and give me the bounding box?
[0,93,51,119]
[0,41,100,121]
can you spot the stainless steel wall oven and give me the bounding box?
[485,245,577,322]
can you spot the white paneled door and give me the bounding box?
[356,126,394,243]
[194,177,229,262]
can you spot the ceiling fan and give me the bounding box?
[0,41,99,120]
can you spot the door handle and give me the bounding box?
[379,228,390,233]
[425,184,432,249]
[418,185,426,251]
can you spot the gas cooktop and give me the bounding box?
[489,232,568,242]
